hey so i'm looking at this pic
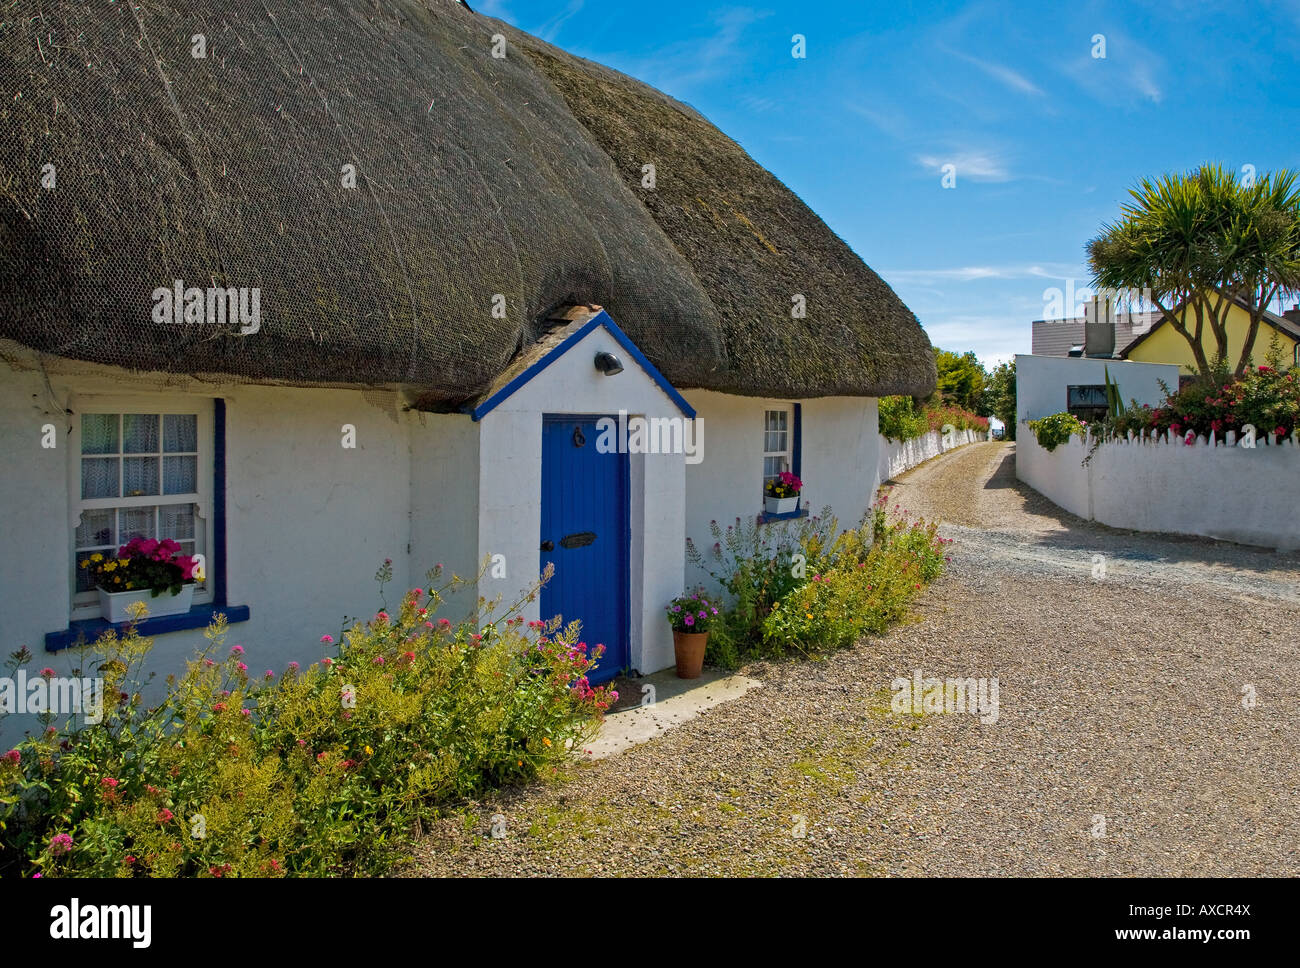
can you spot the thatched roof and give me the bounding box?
[0,0,935,401]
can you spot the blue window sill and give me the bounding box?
[757,507,809,525]
[45,603,251,653]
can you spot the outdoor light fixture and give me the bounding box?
[594,351,624,375]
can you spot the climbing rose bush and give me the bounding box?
[0,566,612,878]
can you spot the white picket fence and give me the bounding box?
[1017,425,1300,551]
[878,428,986,482]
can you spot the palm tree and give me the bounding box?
[1088,164,1300,377]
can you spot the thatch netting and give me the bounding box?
[0,0,934,401]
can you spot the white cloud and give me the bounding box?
[603,8,771,97]
[882,263,1078,284]
[917,150,1011,182]
[474,0,513,19]
[1060,29,1164,105]
[535,0,584,42]
[945,48,1045,97]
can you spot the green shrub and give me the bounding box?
[1027,412,1087,451]
[761,493,946,655]
[687,493,948,669]
[878,396,929,441]
[0,565,610,878]
[879,396,990,441]
[686,512,835,669]
[1108,359,1299,444]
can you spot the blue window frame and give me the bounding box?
[759,402,804,524]
[46,398,248,652]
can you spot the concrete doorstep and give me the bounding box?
[582,667,763,761]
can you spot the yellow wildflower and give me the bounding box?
[542,737,552,747]
[103,562,117,572]
[364,745,373,756]
[90,553,103,562]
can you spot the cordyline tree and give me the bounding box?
[1087,164,1300,377]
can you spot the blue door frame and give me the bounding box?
[539,414,631,684]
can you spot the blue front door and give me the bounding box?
[539,415,629,685]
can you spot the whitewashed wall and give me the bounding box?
[1016,354,1178,425]
[1018,430,1300,550]
[0,359,420,744]
[682,391,880,586]
[878,428,985,482]
[409,411,481,621]
[479,324,686,677]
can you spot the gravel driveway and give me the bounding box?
[408,442,1300,877]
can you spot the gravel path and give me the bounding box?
[408,442,1300,877]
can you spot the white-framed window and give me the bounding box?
[68,397,214,617]
[763,407,792,491]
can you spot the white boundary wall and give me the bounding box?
[1018,430,1300,551]
[878,428,986,482]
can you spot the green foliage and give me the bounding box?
[923,404,989,435]
[877,396,929,442]
[0,566,610,878]
[1027,412,1088,451]
[687,494,947,670]
[686,513,830,668]
[931,348,990,414]
[761,494,946,657]
[1088,164,1300,376]
[878,396,989,442]
[986,359,1017,440]
[1103,365,1127,420]
[1108,360,1299,442]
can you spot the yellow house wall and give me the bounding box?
[1126,302,1299,374]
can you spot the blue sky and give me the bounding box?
[475,0,1299,368]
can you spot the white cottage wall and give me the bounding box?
[681,390,882,588]
[476,325,687,676]
[409,411,481,622]
[0,361,415,743]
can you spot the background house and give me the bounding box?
[1120,300,1300,375]
[0,0,933,730]
[1031,297,1300,375]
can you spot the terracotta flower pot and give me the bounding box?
[672,630,708,679]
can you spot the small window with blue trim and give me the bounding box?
[762,407,792,493]
[70,400,214,618]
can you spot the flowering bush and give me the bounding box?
[665,593,720,633]
[0,565,611,878]
[686,493,947,669]
[1109,364,1299,443]
[1027,412,1088,451]
[878,396,989,442]
[79,537,199,598]
[764,470,803,500]
[924,403,990,435]
[686,512,831,668]
[761,494,946,655]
